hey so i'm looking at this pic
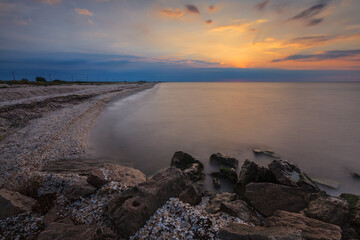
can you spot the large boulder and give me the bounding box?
[219,223,303,240]
[171,151,204,181]
[63,179,97,201]
[0,188,37,219]
[266,210,342,240]
[210,153,238,169]
[220,200,262,226]
[105,167,187,239]
[234,160,275,194]
[244,182,316,217]
[179,184,202,206]
[205,192,237,214]
[87,164,146,189]
[268,159,319,191]
[304,196,349,226]
[37,222,116,240]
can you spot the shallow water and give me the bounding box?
[90,82,360,195]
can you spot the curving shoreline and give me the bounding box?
[0,83,359,240]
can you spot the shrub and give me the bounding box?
[36,76,47,82]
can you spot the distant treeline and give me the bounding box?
[0,77,147,87]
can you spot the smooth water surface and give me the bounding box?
[90,83,360,195]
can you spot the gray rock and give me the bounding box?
[87,163,146,189]
[210,153,238,169]
[266,210,342,240]
[171,151,204,181]
[220,200,262,226]
[244,182,316,217]
[105,167,187,239]
[253,149,280,158]
[304,196,349,226]
[234,160,275,194]
[219,223,303,240]
[0,188,37,219]
[268,159,319,191]
[205,192,237,214]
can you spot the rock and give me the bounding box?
[220,200,262,226]
[213,178,221,188]
[171,151,204,181]
[37,222,116,240]
[219,223,303,240]
[63,179,96,201]
[219,167,238,183]
[244,182,316,217]
[105,167,187,239]
[313,177,340,189]
[205,192,237,214]
[352,172,360,179]
[266,210,342,240]
[268,159,319,191]
[0,188,37,219]
[44,205,70,227]
[87,163,146,189]
[179,184,201,206]
[253,149,280,158]
[340,193,360,229]
[304,196,349,226]
[210,153,238,169]
[234,160,275,194]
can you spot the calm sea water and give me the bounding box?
[90,83,360,195]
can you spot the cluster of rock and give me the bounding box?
[1,151,360,240]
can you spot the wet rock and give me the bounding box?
[352,172,360,179]
[219,167,238,183]
[219,223,302,240]
[244,182,316,217]
[304,196,349,226]
[268,159,319,191]
[253,149,280,158]
[0,188,37,219]
[171,151,204,181]
[37,222,116,240]
[266,210,342,240]
[340,193,360,230]
[179,184,201,206]
[210,153,239,169]
[313,178,340,189]
[105,167,187,239]
[87,164,146,189]
[220,200,262,226]
[213,178,221,188]
[234,160,275,194]
[205,192,237,214]
[63,179,96,201]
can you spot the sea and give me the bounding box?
[90,82,360,196]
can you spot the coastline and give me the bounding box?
[0,82,157,191]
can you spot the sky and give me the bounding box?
[0,0,360,82]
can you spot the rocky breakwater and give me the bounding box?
[1,151,360,240]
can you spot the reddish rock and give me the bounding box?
[266,210,342,240]
[244,182,316,217]
[0,188,37,219]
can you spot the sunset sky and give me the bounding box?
[0,0,360,81]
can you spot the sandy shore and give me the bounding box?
[0,83,156,190]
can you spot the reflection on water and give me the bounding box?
[90,82,360,195]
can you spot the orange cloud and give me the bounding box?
[75,8,94,16]
[88,19,94,25]
[160,8,184,18]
